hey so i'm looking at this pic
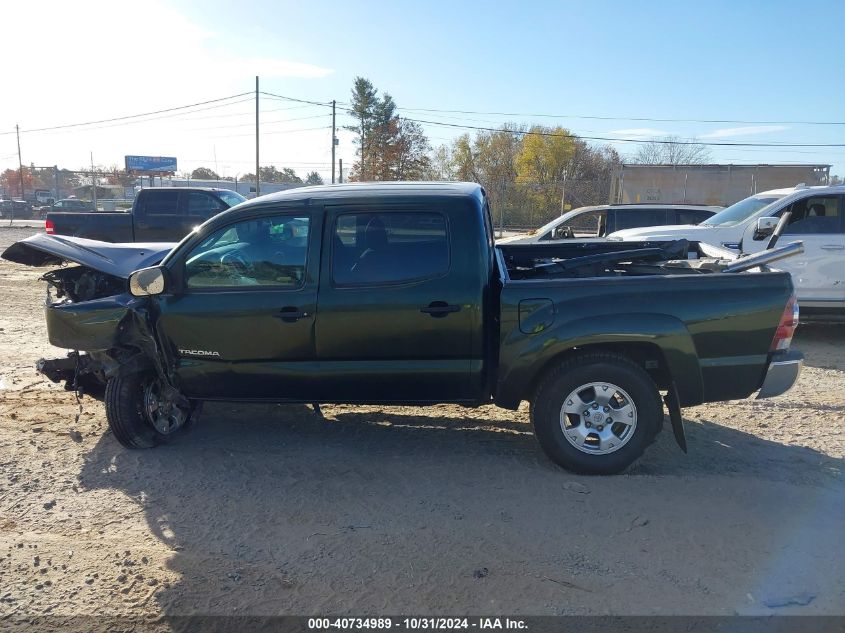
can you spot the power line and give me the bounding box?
[400,117,845,148]
[17,96,258,137]
[259,91,333,108]
[209,125,332,140]
[2,92,252,136]
[390,106,845,127]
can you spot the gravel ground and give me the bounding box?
[0,225,843,620]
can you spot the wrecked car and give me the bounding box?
[2,182,804,475]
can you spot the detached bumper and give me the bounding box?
[757,350,803,399]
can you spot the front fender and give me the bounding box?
[495,312,702,408]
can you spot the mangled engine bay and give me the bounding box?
[41,265,125,303]
[1,234,178,399]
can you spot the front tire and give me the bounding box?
[105,373,190,449]
[530,353,663,475]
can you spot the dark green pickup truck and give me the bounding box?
[3,182,803,474]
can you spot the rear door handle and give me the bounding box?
[275,307,312,322]
[821,244,845,250]
[420,302,460,317]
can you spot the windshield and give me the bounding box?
[700,195,784,227]
[530,208,591,236]
[217,190,247,208]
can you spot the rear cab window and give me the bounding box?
[331,211,449,286]
[139,191,180,216]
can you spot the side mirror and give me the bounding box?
[129,266,167,297]
[754,216,779,240]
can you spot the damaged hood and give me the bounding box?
[2,233,176,279]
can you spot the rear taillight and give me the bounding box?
[45,219,54,234]
[771,294,799,351]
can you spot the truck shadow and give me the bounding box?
[77,403,843,617]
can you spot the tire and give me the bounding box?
[530,352,663,475]
[105,373,189,449]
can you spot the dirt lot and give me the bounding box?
[0,226,843,620]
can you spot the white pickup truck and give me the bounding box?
[609,184,845,320]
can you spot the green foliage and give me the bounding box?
[305,171,324,185]
[191,167,219,180]
[437,125,621,227]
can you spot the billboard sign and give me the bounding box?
[125,155,178,173]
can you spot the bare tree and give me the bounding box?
[632,136,711,165]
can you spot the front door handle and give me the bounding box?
[821,244,845,250]
[275,307,312,322]
[420,301,460,318]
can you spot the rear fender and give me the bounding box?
[496,312,703,408]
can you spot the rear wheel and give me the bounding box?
[530,353,662,474]
[105,373,191,449]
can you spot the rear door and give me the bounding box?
[314,204,476,401]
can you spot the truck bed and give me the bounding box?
[494,238,796,409]
[46,211,134,242]
[498,239,736,280]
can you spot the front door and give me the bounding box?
[155,210,320,400]
[746,194,845,306]
[314,206,477,402]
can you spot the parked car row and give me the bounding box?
[497,203,721,244]
[609,184,845,320]
[45,187,246,242]
[0,199,33,219]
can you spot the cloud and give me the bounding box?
[701,125,788,138]
[607,128,669,138]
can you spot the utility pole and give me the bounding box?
[90,152,98,211]
[331,100,337,183]
[339,159,343,183]
[255,76,260,197]
[15,125,24,199]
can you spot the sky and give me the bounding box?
[1,0,844,183]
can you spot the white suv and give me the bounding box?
[609,184,845,317]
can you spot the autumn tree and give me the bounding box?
[243,166,303,183]
[426,144,456,181]
[191,167,219,180]
[305,171,324,185]
[633,136,711,165]
[345,78,432,181]
[0,168,33,197]
[515,126,578,223]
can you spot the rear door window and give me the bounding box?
[612,208,669,231]
[142,191,180,216]
[332,212,449,286]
